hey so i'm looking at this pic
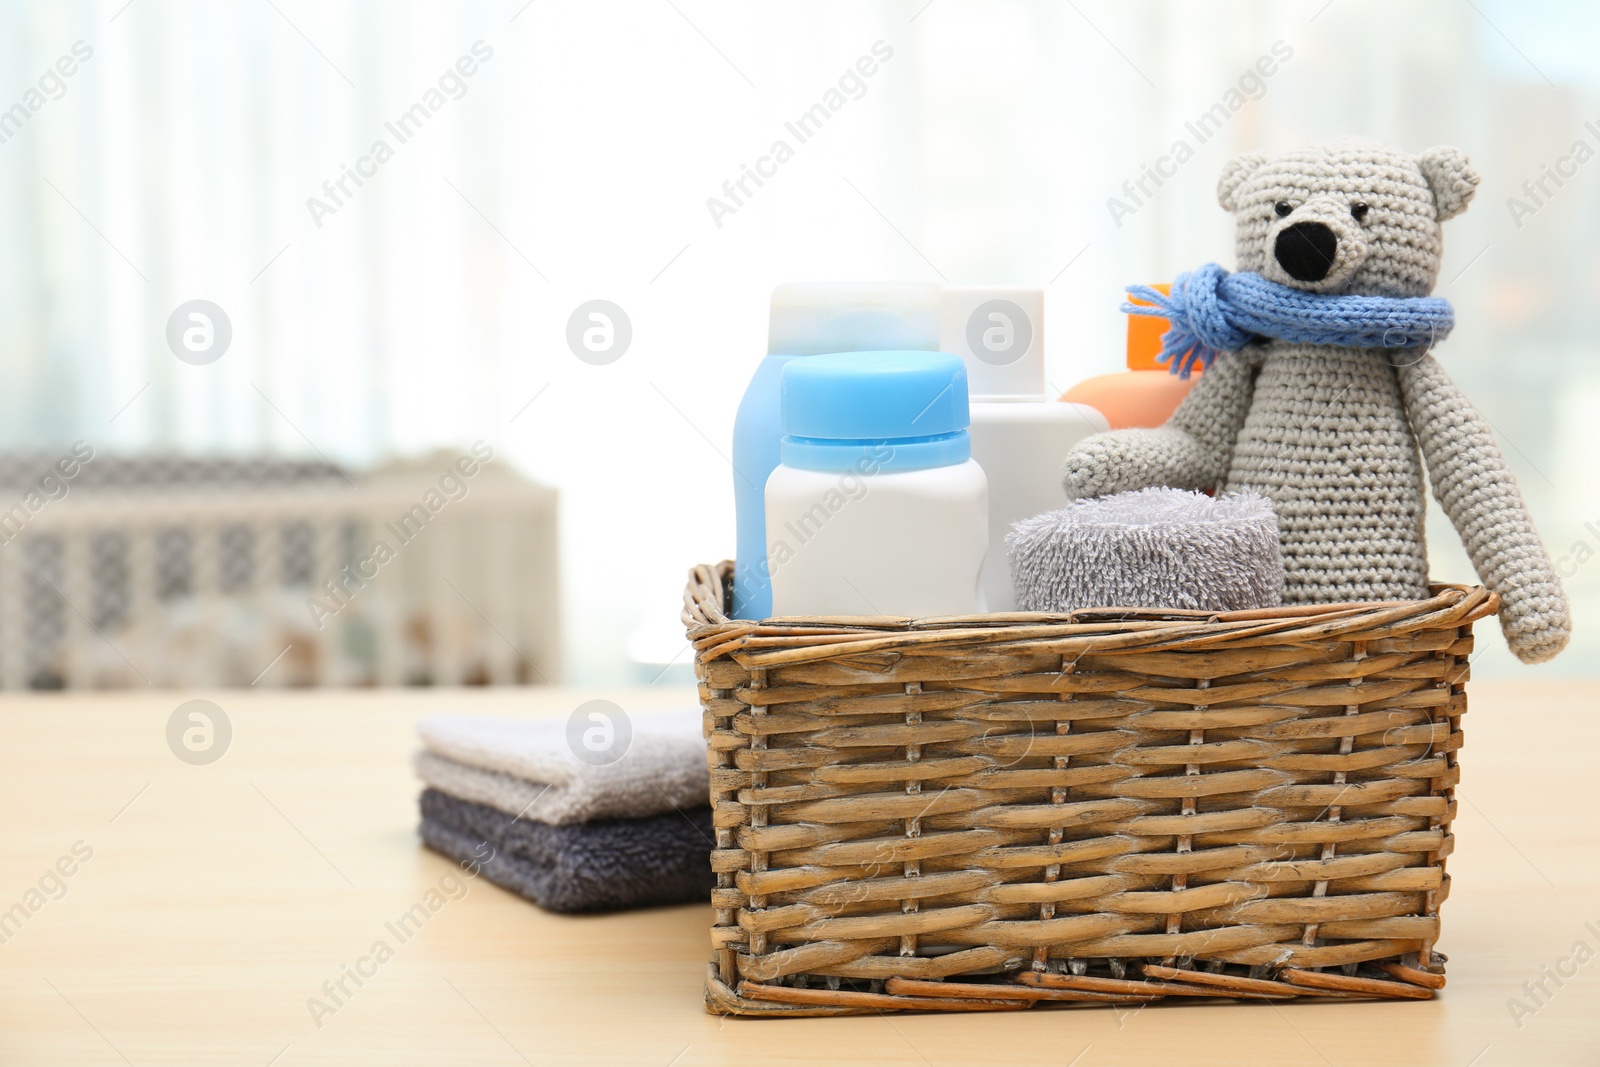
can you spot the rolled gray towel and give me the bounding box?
[1006,487,1283,612]
[419,789,714,913]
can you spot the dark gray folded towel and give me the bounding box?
[418,788,714,913]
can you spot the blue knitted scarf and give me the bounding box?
[1124,263,1455,377]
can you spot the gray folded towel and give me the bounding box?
[1007,487,1283,612]
[418,788,714,913]
[414,708,708,825]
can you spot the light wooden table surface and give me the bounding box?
[0,682,1595,1066]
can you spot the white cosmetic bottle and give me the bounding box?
[765,351,988,618]
[939,286,1110,613]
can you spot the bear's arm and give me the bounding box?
[1061,348,1259,499]
[1396,352,1570,664]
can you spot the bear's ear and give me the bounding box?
[1417,145,1480,221]
[1217,152,1267,212]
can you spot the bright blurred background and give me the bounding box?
[0,0,1595,686]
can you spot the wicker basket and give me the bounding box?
[683,561,1499,1016]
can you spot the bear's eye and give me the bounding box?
[1351,202,1370,222]
[1273,201,1294,218]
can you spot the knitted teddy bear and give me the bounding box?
[1062,139,1570,663]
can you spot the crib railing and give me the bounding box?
[0,454,559,689]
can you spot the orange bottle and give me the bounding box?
[1060,284,1199,429]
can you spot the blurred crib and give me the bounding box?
[0,451,559,689]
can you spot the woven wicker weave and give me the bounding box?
[683,561,1498,1016]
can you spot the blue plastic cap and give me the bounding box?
[781,351,969,440]
[779,351,971,472]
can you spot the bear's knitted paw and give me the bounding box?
[1062,428,1209,500]
[1499,583,1572,664]
[1061,433,1127,498]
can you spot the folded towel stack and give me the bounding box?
[414,707,713,913]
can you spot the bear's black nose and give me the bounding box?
[1274,221,1338,282]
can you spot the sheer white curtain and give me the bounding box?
[1,0,1596,682]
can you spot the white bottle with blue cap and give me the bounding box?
[732,282,940,619]
[765,351,988,618]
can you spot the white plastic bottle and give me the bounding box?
[765,351,988,618]
[939,286,1110,612]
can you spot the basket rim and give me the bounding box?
[683,560,1499,668]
